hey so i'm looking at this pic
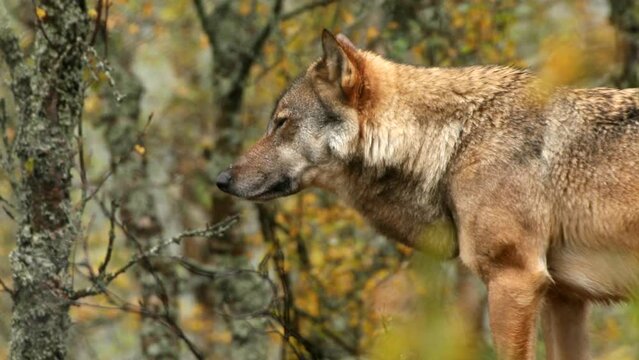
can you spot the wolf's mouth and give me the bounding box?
[246,176,299,201]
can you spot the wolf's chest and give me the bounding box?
[348,184,446,247]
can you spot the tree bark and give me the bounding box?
[0,1,88,359]
[102,65,181,359]
[190,1,284,357]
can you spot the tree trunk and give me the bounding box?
[0,1,88,359]
[102,65,181,359]
[190,2,285,358]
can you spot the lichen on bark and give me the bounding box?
[0,1,89,359]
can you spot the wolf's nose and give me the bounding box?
[216,170,232,191]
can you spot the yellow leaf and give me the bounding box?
[84,95,100,113]
[208,330,232,344]
[35,7,46,20]
[367,27,379,41]
[341,11,355,25]
[239,0,251,16]
[88,9,98,20]
[142,2,153,17]
[134,144,146,155]
[310,248,324,267]
[604,318,621,340]
[24,158,35,175]
[199,34,209,49]
[333,272,354,295]
[127,23,140,35]
[5,127,15,143]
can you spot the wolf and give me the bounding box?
[216,29,639,359]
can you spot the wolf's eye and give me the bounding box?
[274,117,288,130]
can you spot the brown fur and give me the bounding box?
[216,30,639,359]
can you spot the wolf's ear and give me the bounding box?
[317,29,362,104]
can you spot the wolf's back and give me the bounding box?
[540,87,639,248]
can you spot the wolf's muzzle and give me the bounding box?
[216,169,233,192]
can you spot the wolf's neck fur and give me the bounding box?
[336,55,532,245]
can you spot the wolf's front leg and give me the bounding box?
[450,163,552,359]
[486,267,549,360]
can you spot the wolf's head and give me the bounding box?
[216,30,369,201]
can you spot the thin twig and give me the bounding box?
[71,300,205,360]
[77,111,88,212]
[162,311,205,360]
[72,213,96,289]
[171,255,277,318]
[93,196,172,314]
[97,200,117,275]
[269,315,323,360]
[71,215,239,299]
[192,0,234,41]
[77,267,205,359]
[294,308,360,356]
[80,113,153,208]
[31,0,53,46]
[267,327,307,360]
[257,204,296,359]
[0,195,14,210]
[81,214,97,279]
[2,205,15,221]
[191,0,211,38]
[102,0,110,57]
[89,0,104,46]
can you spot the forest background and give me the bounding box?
[0,0,638,359]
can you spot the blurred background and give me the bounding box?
[1,0,638,359]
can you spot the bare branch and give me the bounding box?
[171,255,278,318]
[77,114,88,211]
[0,194,14,210]
[89,0,104,46]
[72,300,205,360]
[80,113,153,208]
[192,0,210,37]
[257,204,296,358]
[269,315,323,360]
[70,215,239,299]
[102,0,111,57]
[97,200,117,275]
[222,0,283,106]
[294,308,360,356]
[2,205,15,220]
